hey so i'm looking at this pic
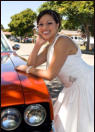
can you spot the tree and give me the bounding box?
[8,8,37,42]
[1,24,4,30]
[38,1,94,50]
[59,1,94,50]
[3,29,10,32]
[1,24,10,32]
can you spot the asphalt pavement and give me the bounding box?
[9,40,94,104]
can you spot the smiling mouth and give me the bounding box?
[43,31,50,35]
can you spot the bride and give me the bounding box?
[16,9,94,132]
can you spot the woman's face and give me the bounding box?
[37,14,59,43]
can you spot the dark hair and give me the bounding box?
[37,9,61,29]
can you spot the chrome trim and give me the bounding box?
[51,120,56,132]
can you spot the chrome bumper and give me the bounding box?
[51,120,55,132]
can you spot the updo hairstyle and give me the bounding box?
[37,9,61,29]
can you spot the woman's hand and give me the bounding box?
[27,34,47,67]
[35,34,47,47]
[15,65,28,72]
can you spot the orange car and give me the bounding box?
[1,31,54,132]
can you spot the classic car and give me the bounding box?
[1,31,54,132]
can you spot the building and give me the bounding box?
[59,29,82,37]
[3,32,12,38]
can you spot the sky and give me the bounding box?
[1,1,46,29]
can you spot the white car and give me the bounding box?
[71,36,85,46]
[84,37,94,50]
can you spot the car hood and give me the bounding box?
[1,52,51,107]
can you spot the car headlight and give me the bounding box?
[24,104,46,126]
[1,108,21,131]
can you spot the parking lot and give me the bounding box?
[9,40,94,104]
[10,40,94,66]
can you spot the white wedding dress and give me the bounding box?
[47,34,94,132]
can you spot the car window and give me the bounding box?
[1,37,11,52]
[1,40,10,52]
[79,37,82,40]
[1,31,13,52]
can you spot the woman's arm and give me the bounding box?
[27,44,49,67]
[29,37,77,80]
[16,37,77,80]
[27,35,49,67]
[15,35,49,72]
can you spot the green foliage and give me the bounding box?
[38,1,94,33]
[38,1,94,50]
[3,28,10,32]
[8,8,37,37]
[1,24,4,29]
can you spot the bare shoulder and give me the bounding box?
[54,36,78,55]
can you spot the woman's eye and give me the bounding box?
[39,24,43,26]
[47,22,53,25]
[38,22,53,28]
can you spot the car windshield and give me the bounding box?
[1,33,12,52]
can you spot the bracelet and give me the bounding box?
[26,66,32,73]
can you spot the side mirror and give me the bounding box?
[12,44,20,50]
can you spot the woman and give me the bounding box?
[16,9,94,132]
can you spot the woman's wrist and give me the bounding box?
[26,66,32,73]
[33,44,42,53]
[35,43,42,49]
